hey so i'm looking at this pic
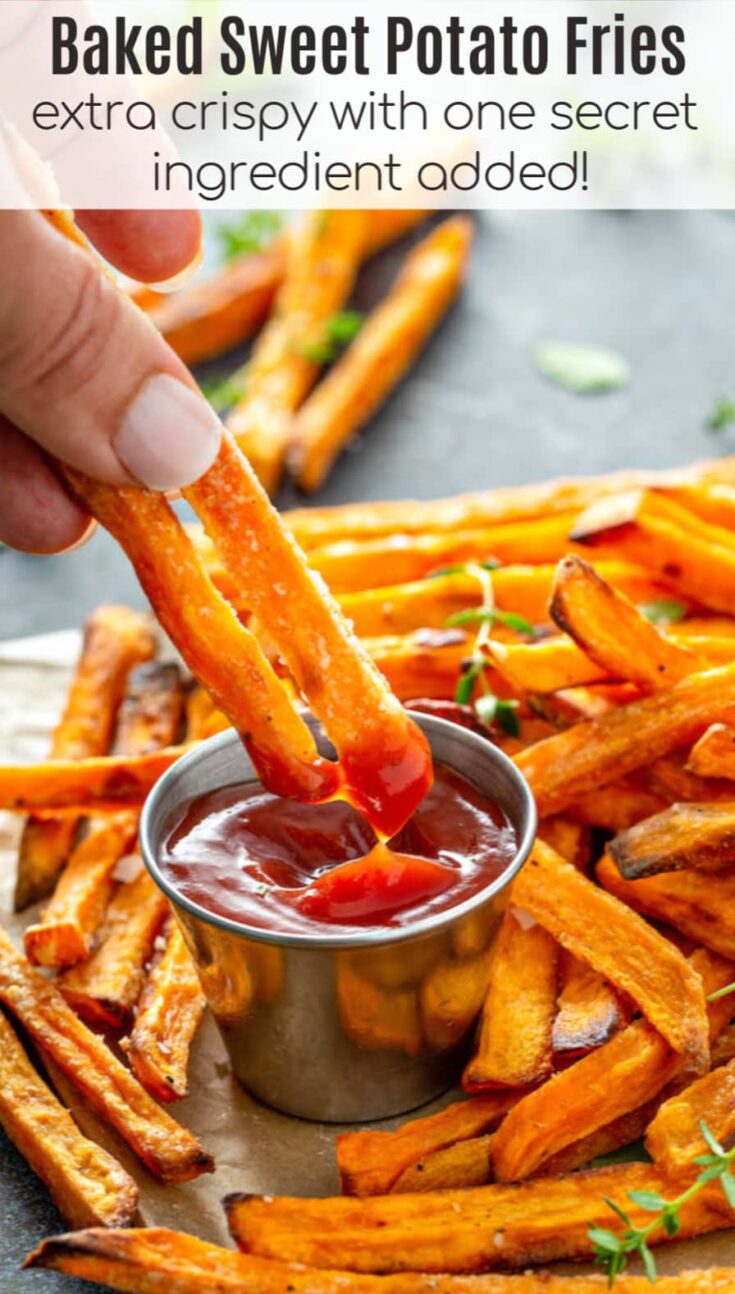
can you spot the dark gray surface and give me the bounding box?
[3,210,735,1290]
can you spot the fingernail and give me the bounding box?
[114,374,222,490]
[56,517,98,555]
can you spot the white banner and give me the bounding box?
[0,0,732,209]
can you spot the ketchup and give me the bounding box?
[161,764,517,937]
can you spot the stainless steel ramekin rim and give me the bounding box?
[139,717,537,952]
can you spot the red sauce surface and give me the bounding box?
[161,763,517,936]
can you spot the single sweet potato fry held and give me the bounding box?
[646,1057,735,1177]
[0,1012,138,1229]
[610,801,735,879]
[597,852,735,961]
[290,217,473,492]
[0,927,212,1183]
[463,908,559,1092]
[121,921,205,1102]
[14,605,155,910]
[27,1226,735,1294]
[511,841,710,1068]
[337,1091,520,1197]
[515,662,735,817]
[184,433,432,838]
[225,1162,732,1273]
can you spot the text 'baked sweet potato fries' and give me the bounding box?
[5,214,735,1285]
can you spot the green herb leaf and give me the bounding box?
[638,599,687,627]
[199,370,248,413]
[639,1241,657,1284]
[587,1229,623,1255]
[295,310,365,365]
[628,1191,666,1213]
[327,310,365,346]
[455,660,484,705]
[216,211,283,263]
[429,558,500,580]
[707,397,735,433]
[662,1210,681,1237]
[535,340,629,394]
[700,1120,726,1157]
[475,693,521,737]
[446,608,537,638]
[720,1169,735,1209]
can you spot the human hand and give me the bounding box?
[0,208,222,554]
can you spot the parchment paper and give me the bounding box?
[0,632,732,1272]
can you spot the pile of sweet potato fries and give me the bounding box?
[2,449,735,1289]
[131,208,471,495]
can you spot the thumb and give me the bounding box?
[0,211,221,490]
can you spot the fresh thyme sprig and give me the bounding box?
[442,560,524,737]
[589,1120,735,1287]
[215,211,283,262]
[296,310,365,364]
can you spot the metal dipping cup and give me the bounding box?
[140,714,536,1123]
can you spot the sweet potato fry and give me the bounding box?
[392,1134,494,1194]
[571,488,735,615]
[227,210,369,493]
[24,815,139,968]
[61,869,170,1029]
[514,662,735,817]
[487,637,609,693]
[570,780,668,831]
[511,841,709,1067]
[24,662,185,969]
[539,1102,659,1178]
[147,239,284,364]
[419,948,491,1052]
[536,818,591,870]
[0,928,212,1182]
[647,1058,735,1177]
[365,631,471,701]
[463,908,559,1092]
[487,949,733,1185]
[121,921,205,1102]
[0,1012,138,1228]
[492,1018,677,1182]
[337,1090,520,1197]
[284,455,735,549]
[28,1227,734,1294]
[0,747,187,813]
[688,722,735,779]
[550,554,702,688]
[641,753,735,805]
[225,1162,733,1272]
[290,217,472,491]
[552,951,626,1059]
[337,962,422,1058]
[307,516,582,595]
[336,562,672,638]
[14,605,155,910]
[183,433,432,837]
[597,852,735,961]
[610,801,735,879]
